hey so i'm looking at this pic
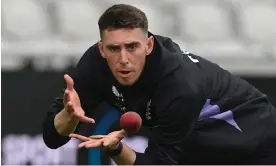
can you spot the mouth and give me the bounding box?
[118,70,132,78]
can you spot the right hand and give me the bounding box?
[63,74,95,123]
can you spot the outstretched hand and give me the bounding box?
[69,130,126,149]
[63,74,95,123]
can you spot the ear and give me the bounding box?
[146,36,154,56]
[97,41,106,58]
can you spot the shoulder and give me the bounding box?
[77,44,106,72]
[77,44,108,78]
[149,65,207,143]
[153,64,206,116]
[72,44,109,90]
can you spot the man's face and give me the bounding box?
[98,28,154,86]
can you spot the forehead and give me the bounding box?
[101,28,147,45]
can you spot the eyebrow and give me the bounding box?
[106,41,140,48]
[106,44,120,49]
[124,42,140,47]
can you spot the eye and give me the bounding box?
[111,47,120,52]
[127,44,137,52]
[108,46,120,52]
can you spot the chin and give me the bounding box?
[117,78,136,86]
[118,81,134,86]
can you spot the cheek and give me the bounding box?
[131,54,146,71]
[105,56,119,69]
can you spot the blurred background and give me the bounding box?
[1,0,276,165]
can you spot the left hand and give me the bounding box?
[69,129,126,149]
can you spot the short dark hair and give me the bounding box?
[98,4,148,37]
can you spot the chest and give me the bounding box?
[104,85,157,128]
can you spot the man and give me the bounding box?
[43,4,276,165]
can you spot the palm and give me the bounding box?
[108,131,124,143]
[97,131,124,148]
[69,130,126,149]
[69,90,85,115]
[63,74,94,123]
[67,89,81,108]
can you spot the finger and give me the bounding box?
[78,141,93,148]
[63,90,70,104]
[120,129,127,134]
[78,140,102,148]
[89,135,105,139]
[69,133,90,142]
[85,140,104,149]
[64,74,74,91]
[119,130,127,139]
[77,115,95,123]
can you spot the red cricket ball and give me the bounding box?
[120,111,142,133]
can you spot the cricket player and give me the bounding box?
[43,4,276,165]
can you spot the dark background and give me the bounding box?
[2,0,276,165]
[1,62,276,165]
[1,63,150,165]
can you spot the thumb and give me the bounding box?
[103,137,111,147]
[65,101,74,113]
[64,74,74,91]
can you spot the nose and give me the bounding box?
[119,50,129,65]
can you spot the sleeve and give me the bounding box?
[134,95,205,165]
[43,47,104,149]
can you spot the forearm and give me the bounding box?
[54,108,79,136]
[110,142,156,165]
[42,109,72,149]
[111,143,137,165]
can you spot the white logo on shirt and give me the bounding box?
[145,99,152,120]
[112,85,127,112]
[182,50,199,63]
[112,86,124,101]
[182,50,190,55]
[188,55,199,63]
